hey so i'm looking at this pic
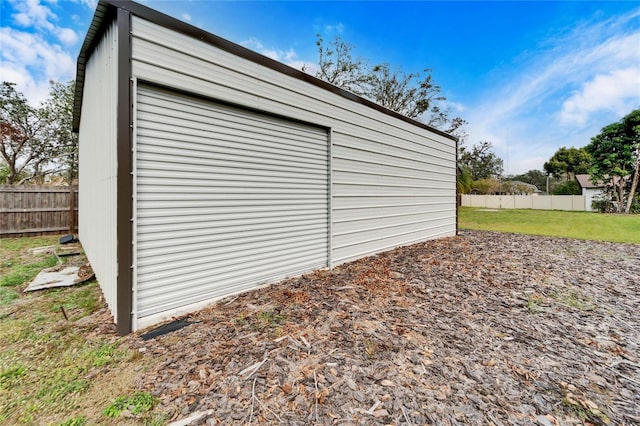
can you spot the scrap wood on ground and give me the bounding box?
[121,230,639,425]
[23,242,94,292]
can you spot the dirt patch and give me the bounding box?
[125,230,639,425]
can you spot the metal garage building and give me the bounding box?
[73,0,458,334]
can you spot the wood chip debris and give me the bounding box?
[123,230,639,425]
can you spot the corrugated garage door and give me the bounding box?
[134,84,329,325]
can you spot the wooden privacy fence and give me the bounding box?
[0,185,78,238]
[461,194,587,211]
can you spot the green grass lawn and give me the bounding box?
[459,207,640,244]
[0,235,161,425]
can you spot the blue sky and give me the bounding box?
[1,1,639,175]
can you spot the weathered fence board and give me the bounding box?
[0,185,78,238]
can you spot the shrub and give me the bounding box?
[591,195,615,213]
[553,180,581,195]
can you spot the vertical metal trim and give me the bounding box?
[327,128,333,268]
[116,7,133,335]
[130,76,138,331]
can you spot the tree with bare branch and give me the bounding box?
[309,35,466,138]
[1,81,77,184]
[0,82,49,184]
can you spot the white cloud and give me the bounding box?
[242,38,286,61]
[324,23,344,34]
[560,67,640,125]
[474,33,639,127]
[0,27,76,105]
[510,155,548,177]
[447,101,467,114]
[464,8,640,174]
[13,12,33,27]
[56,27,78,45]
[181,13,192,23]
[68,0,98,9]
[79,0,98,9]
[560,68,640,125]
[10,0,81,46]
[241,37,316,72]
[0,0,92,105]
[10,0,56,31]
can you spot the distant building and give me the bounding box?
[575,174,604,212]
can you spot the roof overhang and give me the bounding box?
[72,0,458,141]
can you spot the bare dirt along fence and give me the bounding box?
[0,185,78,238]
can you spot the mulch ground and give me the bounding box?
[123,230,639,425]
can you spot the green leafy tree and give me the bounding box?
[311,35,369,96]
[457,165,473,194]
[40,80,78,183]
[471,178,501,195]
[622,110,640,213]
[552,180,581,195]
[502,181,537,194]
[459,141,503,180]
[0,82,49,184]
[0,161,9,183]
[365,63,443,120]
[509,170,546,191]
[586,109,640,214]
[310,35,466,136]
[509,169,559,193]
[543,146,592,181]
[0,81,77,185]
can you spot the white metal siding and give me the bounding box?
[122,16,456,328]
[332,131,456,264]
[134,85,329,327]
[78,21,119,321]
[129,17,457,268]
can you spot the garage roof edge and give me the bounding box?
[72,0,458,142]
[72,1,114,132]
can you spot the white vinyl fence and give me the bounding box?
[461,195,586,211]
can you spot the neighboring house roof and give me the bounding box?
[575,174,628,189]
[575,174,603,189]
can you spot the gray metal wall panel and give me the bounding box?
[332,222,455,263]
[134,85,329,325]
[78,21,119,321]
[129,16,456,327]
[129,18,454,155]
[332,130,456,264]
